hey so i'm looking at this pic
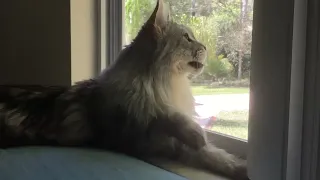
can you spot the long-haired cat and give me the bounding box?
[0,0,248,179]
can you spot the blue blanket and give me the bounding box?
[0,147,187,180]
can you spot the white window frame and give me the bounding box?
[248,0,320,179]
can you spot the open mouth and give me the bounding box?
[188,61,204,69]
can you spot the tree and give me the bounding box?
[214,0,253,80]
[124,0,155,44]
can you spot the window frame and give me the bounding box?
[300,0,320,179]
[97,0,124,72]
[248,0,320,179]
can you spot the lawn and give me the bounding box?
[210,110,249,140]
[191,86,249,139]
[191,86,249,96]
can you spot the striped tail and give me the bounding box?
[0,85,68,147]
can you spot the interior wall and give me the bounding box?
[70,0,97,84]
[0,0,71,86]
[0,0,97,86]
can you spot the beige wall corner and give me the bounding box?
[70,0,97,84]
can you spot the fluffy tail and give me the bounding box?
[0,85,68,147]
[0,84,67,102]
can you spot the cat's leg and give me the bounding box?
[146,139,249,180]
[149,111,249,179]
[185,144,248,180]
[150,112,207,150]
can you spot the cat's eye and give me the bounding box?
[183,33,192,42]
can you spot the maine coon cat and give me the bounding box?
[0,0,249,179]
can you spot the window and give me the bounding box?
[101,0,320,179]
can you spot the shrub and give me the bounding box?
[204,56,234,80]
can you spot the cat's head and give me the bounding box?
[126,0,207,77]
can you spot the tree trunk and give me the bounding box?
[238,51,243,80]
[191,0,196,16]
[238,0,249,80]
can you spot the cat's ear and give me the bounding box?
[148,0,171,29]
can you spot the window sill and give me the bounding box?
[149,158,231,180]
[205,130,247,159]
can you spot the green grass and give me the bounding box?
[191,86,249,96]
[191,86,249,139]
[210,110,249,140]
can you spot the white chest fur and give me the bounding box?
[170,74,195,117]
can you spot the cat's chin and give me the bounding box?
[188,61,204,76]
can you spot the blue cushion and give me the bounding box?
[0,147,187,180]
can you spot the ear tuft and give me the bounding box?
[148,0,171,28]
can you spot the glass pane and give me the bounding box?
[124,0,253,140]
